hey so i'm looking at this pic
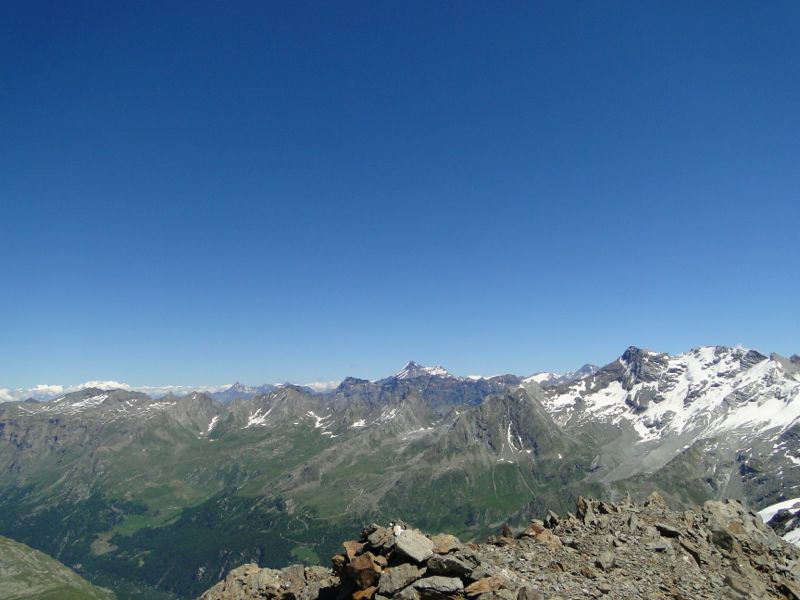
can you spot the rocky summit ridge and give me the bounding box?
[198,493,800,600]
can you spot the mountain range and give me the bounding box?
[0,345,798,599]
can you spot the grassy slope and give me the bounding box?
[0,397,597,599]
[0,534,116,600]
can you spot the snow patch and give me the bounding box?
[758,498,800,524]
[206,415,220,433]
[400,426,434,440]
[378,407,399,422]
[543,347,800,444]
[245,406,273,428]
[69,394,109,409]
[306,410,335,436]
[525,372,558,384]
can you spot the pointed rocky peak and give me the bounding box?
[394,361,451,380]
[573,363,599,378]
[740,348,768,369]
[620,346,649,363]
[211,383,256,405]
[619,346,668,383]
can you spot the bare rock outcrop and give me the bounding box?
[199,563,337,600]
[199,494,800,600]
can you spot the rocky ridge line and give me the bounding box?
[198,493,800,600]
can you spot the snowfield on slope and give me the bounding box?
[542,346,800,443]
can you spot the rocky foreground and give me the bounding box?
[199,494,800,600]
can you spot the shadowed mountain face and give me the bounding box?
[0,346,798,599]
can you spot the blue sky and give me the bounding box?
[1,1,798,389]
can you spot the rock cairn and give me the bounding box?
[199,493,800,600]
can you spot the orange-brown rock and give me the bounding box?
[353,586,378,600]
[343,540,365,561]
[533,529,562,550]
[519,521,546,538]
[529,522,545,535]
[346,552,381,589]
[332,554,346,572]
[464,576,505,596]
[430,533,461,554]
[373,554,388,568]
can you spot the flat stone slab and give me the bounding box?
[395,530,435,563]
[412,576,464,594]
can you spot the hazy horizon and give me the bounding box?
[4,342,798,402]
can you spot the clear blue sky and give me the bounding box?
[1,1,798,388]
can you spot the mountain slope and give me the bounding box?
[0,534,116,600]
[1,349,799,598]
[0,372,544,597]
[531,346,800,508]
[540,346,800,444]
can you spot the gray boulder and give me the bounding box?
[395,530,435,563]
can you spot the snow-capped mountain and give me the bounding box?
[524,364,599,387]
[391,361,453,380]
[539,346,800,443]
[2,344,800,598]
[524,346,800,517]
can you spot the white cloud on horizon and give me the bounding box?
[75,380,130,391]
[0,381,132,403]
[31,384,65,395]
[0,379,343,403]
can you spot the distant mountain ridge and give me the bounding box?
[0,344,798,599]
[0,359,600,404]
[524,363,599,387]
